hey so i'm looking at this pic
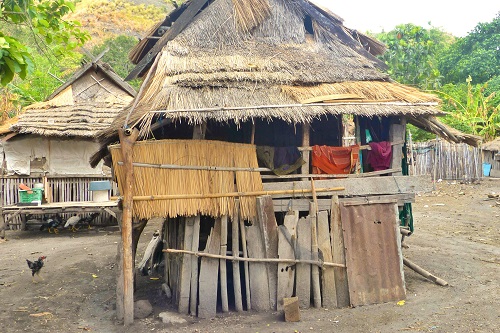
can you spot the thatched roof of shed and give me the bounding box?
[482,137,500,151]
[90,0,479,166]
[11,60,136,139]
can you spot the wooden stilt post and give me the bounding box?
[118,128,139,325]
[189,215,201,315]
[239,214,251,310]
[301,123,310,178]
[0,206,5,240]
[232,200,243,312]
[220,215,229,312]
[309,202,322,308]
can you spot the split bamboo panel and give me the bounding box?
[109,140,263,220]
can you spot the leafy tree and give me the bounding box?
[438,13,500,84]
[437,77,499,141]
[0,0,89,85]
[376,24,453,90]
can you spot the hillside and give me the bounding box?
[68,0,175,47]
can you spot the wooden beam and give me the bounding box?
[118,128,139,325]
[300,94,361,104]
[262,175,432,199]
[390,120,406,176]
[126,0,209,80]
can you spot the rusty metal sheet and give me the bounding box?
[340,202,405,306]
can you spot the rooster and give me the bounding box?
[26,256,46,283]
[39,215,63,234]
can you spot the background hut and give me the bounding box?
[90,0,478,323]
[482,138,500,177]
[1,58,135,226]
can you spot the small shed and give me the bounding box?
[90,0,480,324]
[482,138,500,177]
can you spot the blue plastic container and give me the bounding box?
[483,163,492,177]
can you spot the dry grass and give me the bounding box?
[110,140,263,219]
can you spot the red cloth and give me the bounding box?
[367,141,392,171]
[312,145,360,174]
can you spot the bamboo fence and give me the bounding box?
[1,176,119,229]
[409,140,482,181]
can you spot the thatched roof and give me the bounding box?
[90,0,479,166]
[482,137,500,151]
[11,60,136,138]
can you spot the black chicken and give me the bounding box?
[26,256,46,283]
[79,213,100,230]
[39,215,63,234]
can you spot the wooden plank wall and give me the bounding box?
[164,192,412,318]
[1,176,119,229]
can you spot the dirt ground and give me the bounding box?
[1,178,499,333]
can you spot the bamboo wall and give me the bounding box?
[409,140,482,181]
[1,176,119,229]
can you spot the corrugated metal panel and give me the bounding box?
[341,202,405,306]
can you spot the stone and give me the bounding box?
[134,300,153,319]
[158,311,187,325]
[283,296,300,322]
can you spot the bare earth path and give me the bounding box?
[1,178,499,333]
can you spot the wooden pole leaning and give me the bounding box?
[118,128,139,325]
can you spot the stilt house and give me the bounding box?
[89,0,480,322]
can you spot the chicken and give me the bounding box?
[64,215,81,232]
[39,215,63,234]
[26,256,46,283]
[79,213,100,229]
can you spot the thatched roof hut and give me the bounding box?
[91,0,478,167]
[482,137,500,152]
[11,59,136,138]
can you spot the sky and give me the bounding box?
[311,0,500,37]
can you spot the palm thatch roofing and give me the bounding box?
[91,0,480,166]
[11,60,136,139]
[482,137,500,151]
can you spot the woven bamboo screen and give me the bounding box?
[109,140,263,220]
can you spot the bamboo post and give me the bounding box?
[220,215,229,312]
[309,180,322,308]
[118,128,139,325]
[232,200,244,312]
[403,257,448,286]
[239,215,251,310]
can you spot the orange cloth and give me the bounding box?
[312,145,360,174]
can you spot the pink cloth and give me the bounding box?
[367,141,392,171]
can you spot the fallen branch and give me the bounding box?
[403,257,448,286]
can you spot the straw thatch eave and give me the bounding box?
[12,102,130,138]
[407,115,481,147]
[0,116,19,135]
